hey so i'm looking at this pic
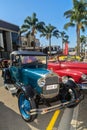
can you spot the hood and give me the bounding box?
[56,68,83,76]
[22,68,53,91]
[23,68,51,79]
[61,61,87,69]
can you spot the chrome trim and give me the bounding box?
[44,72,58,78]
[41,92,58,99]
[81,74,87,80]
[39,72,60,98]
[78,83,87,89]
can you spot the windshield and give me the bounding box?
[20,55,47,68]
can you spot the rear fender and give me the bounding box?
[2,68,11,83]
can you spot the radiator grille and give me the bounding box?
[42,74,60,98]
[45,76,59,85]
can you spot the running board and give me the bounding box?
[4,84,17,94]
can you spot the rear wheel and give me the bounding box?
[18,91,37,122]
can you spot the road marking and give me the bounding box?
[46,110,60,130]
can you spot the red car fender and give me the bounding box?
[49,68,84,83]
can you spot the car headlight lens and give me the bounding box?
[81,74,87,80]
[38,78,46,87]
[62,76,68,84]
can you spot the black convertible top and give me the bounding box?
[11,50,47,56]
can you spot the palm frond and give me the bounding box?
[21,24,30,29]
[64,22,75,30]
[20,28,28,34]
[64,10,73,18]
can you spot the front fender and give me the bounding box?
[16,83,34,98]
[55,69,83,83]
[65,79,79,89]
[22,85,34,98]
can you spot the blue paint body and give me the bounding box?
[10,66,51,94]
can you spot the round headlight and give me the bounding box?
[38,78,46,87]
[81,74,87,80]
[62,76,68,84]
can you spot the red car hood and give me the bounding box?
[48,61,87,74]
[61,61,87,69]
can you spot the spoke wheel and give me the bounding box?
[63,89,75,101]
[60,87,80,108]
[18,91,37,122]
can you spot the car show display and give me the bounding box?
[2,50,83,122]
[48,60,87,90]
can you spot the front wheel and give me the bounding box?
[18,91,37,122]
[59,86,80,108]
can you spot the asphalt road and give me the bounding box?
[0,70,87,130]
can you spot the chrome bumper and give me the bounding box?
[78,82,87,89]
[29,94,84,115]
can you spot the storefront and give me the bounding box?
[0,20,20,58]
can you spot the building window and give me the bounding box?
[11,32,19,50]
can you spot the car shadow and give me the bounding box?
[29,104,57,130]
[29,112,53,130]
[0,101,32,130]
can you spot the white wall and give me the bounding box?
[0,32,4,48]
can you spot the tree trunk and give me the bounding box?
[76,25,80,56]
[62,37,64,54]
[33,35,35,50]
[49,37,51,56]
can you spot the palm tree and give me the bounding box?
[64,0,87,56]
[80,35,87,53]
[20,12,45,50]
[59,31,69,51]
[40,24,59,55]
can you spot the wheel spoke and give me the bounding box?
[19,93,31,119]
[68,89,75,101]
[18,92,37,121]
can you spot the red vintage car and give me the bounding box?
[48,60,87,89]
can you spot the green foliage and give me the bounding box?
[20,12,45,37]
[40,24,59,55]
[64,0,87,55]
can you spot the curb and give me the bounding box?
[70,104,79,130]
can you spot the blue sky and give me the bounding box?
[0,0,87,48]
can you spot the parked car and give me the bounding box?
[0,58,9,68]
[2,50,83,122]
[48,60,87,89]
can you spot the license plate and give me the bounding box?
[46,84,58,90]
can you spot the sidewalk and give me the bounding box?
[70,91,87,130]
[0,69,4,87]
[76,91,87,130]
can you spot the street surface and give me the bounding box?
[76,90,87,130]
[0,70,87,130]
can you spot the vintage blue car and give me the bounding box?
[2,50,83,122]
